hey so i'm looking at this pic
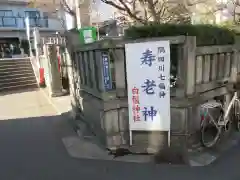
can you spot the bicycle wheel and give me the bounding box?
[200,114,222,148]
[233,100,240,131]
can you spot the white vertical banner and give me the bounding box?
[125,41,171,145]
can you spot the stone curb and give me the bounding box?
[41,88,240,166]
[62,118,240,166]
[188,132,240,166]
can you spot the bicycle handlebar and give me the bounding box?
[217,80,228,85]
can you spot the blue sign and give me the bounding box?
[102,53,112,90]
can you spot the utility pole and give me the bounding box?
[95,11,101,40]
[75,0,82,29]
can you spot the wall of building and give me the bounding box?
[0,4,63,30]
[0,29,62,38]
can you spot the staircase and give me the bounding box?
[0,58,38,92]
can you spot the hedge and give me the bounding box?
[124,24,236,46]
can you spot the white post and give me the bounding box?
[25,16,32,57]
[95,10,101,40]
[75,0,82,29]
[33,27,40,67]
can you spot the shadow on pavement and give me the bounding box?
[0,113,238,180]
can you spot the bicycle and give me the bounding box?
[200,91,240,148]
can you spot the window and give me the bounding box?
[0,11,4,17]
[42,12,48,27]
[25,11,40,27]
[25,11,40,18]
[42,12,48,18]
[0,10,13,17]
[0,10,16,27]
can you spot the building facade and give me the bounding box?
[0,0,63,41]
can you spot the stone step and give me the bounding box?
[0,76,36,84]
[0,62,32,70]
[0,59,31,66]
[0,58,38,92]
[0,79,37,89]
[0,69,34,76]
[0,83,38,93]
[0,72,35,79]
[0,66,33,73]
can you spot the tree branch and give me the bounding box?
[101,0,148,24]
[60,0,76,15]
[101,0,219,24]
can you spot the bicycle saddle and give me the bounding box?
[201,101,222,109]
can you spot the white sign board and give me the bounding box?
[125,41,171,133]
[83,30,94,44]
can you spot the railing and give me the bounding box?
[69,36,240,99]
[26,18,48,28]
[67,36,188,99]
[195,45,237,93]
[0,17,48,28]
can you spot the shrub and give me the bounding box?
[124,24,237,88]
[124,24,235,46]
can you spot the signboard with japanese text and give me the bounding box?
[102,52,112,90]
[125,41,171,132]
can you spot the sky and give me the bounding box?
[65,0,115,29]
[91,1,115,21]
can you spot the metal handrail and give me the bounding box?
[0,17,17,27]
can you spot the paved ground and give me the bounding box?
[0,88,239,180]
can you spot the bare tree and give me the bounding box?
[225,0,240,24]
[26,0,67,28]
[60,0,77,27]
[59,0,95,28]
[209,0,240,25]
[100,0,224,24]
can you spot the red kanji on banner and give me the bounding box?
[132,87,141,122]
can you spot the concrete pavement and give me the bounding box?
[0,88,239,180]
[0,88,57,119]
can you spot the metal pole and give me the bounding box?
[25,16,32,57]
[97,23,100,40]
